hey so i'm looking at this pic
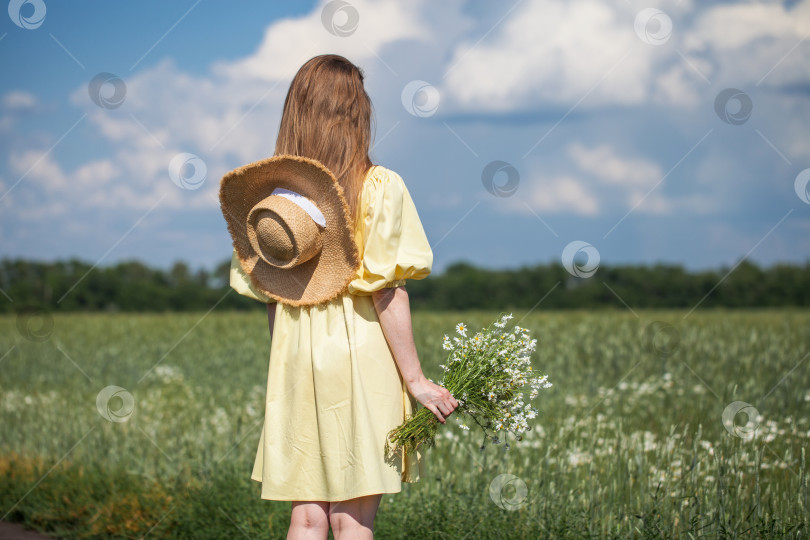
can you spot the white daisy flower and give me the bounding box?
[455,323,467,336]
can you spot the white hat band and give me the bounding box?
[271,187,326,227]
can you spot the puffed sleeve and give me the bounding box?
[347,167,433,295]
[229,249,273,303]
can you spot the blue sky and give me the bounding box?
[1,0,809,274]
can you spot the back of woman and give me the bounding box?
[221,54,458,539]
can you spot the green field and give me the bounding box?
[1,309,808,539]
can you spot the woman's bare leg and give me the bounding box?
[328,494,383,540]
[288,501,329,540]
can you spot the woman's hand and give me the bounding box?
[406,375,459,424]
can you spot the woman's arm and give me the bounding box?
[372,286,458,424]
[267,302,277,339]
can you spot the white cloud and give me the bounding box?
[2,90,37,110]
[684,2,809,51]
[440,0,810,112]
[73,160,120,189]
[9,150,68,191]
[443,1,649,112]
[567,142,661,188]
[523,175,600,216]
[511,142,681,217]
[650,62,706,108]
[72,58,282,165]
[8,151,120,194]
[681,0,810,88]
[63,58,287,213]
[214,0,432,82]
[7,147,185,214]
[1,91,39,134]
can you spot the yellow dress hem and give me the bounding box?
[249,476,405,502]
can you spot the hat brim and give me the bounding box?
[219,155,361,306]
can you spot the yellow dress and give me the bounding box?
[229,164,432,502]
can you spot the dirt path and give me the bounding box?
[0,521,60,540]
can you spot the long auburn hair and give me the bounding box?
[275,54,374,225]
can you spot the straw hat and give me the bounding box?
[219,155,361,306]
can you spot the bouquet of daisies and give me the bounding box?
[385,313,552,458]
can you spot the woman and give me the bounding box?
[227,54,458,539]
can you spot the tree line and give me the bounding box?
[0,257,807,313]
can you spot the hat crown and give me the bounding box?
[247,195,323,269]
[254,211,295,262]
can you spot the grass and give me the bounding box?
[1,308,808,538]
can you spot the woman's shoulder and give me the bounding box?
[367,163,408,183]
[362,164,405,195]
